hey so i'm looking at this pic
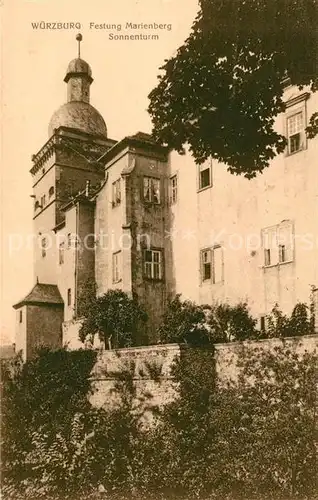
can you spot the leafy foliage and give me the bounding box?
[157,294,211,345]
[148,0,318,177]
[158,294,258,344]
[146,344,318,499]
[1,341,317,499]
[1,348,97,499]
[264,302,315,339]
[207,302,258,343]
[306,111,318,139]
[228,345,318,499]
[79,287,148,349]
[159,294,315,345]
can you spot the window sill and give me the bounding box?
[286,146,306,157]
[263,260,293,269]
[200,279,223,286]
[198,184,213,193]
[143,201,161,206]
[143,277,164,283]
[112,279,122,284]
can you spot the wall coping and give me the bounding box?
[214,333,318,350]
[94,335,317,354]
[65,334,318,356]
[95,343,182,356]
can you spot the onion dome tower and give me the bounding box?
[48,34,107,138]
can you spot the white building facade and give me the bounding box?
[14,48,318,357]
[170,85,318,324]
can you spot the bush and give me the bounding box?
[2,323,317,499]
[157,294,211,345]
[264,302,315,339]
[1,348,97,499]
[79,288,148,349]
[148,344,318,499]
[158,295,258,345]
[207,302,258,343]
[158,295,316,346]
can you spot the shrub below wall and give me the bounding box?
[1,341,317,500]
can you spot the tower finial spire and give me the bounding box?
[76,33,82,58]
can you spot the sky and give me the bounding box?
[1,0,199,344]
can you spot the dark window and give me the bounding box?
[170,175,178,204]
[49,186,54,198]
[278,244,286,263]
[143,177,160,204]
[144,249,163,279]
[112,179,121,207]
[19,310,23,323]
[41,237,47,258]
[287,112,304,154]
[67,288,72,306]
[260,316,266,332]
[264,248,271,266]
[112,251,122,283]
[198,161,213,190]
[201,249,212,281]
[201,247,223,283]
[59,242,65,265]
[200,168,211,189]
[262,222,293,267]
[290,134,300,153]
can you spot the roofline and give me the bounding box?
[30,128,117,175]
[102,134,169,164]
[13,283,64,309]
[55,126,116,144]
[64,72,93,84]
[13,300,64,310]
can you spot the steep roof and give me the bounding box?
[101,130,169,164]
[13,283,64,309]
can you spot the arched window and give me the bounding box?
[49,186,54,198]
[34,200,40,210]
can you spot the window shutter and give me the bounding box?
[213,246,223,283]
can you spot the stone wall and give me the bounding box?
[89,335,318,416]
[89,343,181,422]
[214,334,318,383]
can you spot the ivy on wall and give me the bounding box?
[1,341,317,500]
